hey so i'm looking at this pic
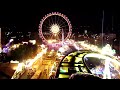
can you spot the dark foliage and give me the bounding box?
[9,43,37,62]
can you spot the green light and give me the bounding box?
[60,67,68,73]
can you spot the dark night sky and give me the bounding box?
[0,2,120,34]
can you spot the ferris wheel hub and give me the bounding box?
[50,24,60,34]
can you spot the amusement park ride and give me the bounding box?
[38,12,72,50]
[2,12,120,79]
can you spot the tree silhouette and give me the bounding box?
[10,43,37,62]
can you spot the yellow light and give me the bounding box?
[41,44,45,48]
[59,47,65,53]
[57,53,61,57]
[51,49,54,52]
[25,48,47,68]
[16,63,25,72]
[22,42,28,44]
[12,65,18,70]
[101,44,115,56]
[10,60,19,63]
[0,47,2,53]
[50,24,60,34]
[12,44,17,49]
[48,40,53,44]
[12,47,48,79]
[29,40,36,45]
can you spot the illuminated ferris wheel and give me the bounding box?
[38,12,72,45]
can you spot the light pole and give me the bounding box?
[102,10,104,48]
[0,28,1,53]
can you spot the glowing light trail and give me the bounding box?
[11,47,47,79]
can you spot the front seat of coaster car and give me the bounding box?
[69,73,101,79]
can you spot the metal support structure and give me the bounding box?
[62,29,64,46]
[103,59,111,79]
[102,10,104,48]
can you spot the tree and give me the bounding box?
[10,43,38,62]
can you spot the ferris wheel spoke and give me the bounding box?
[59,20,67,27]
[44,33,51,37]
[55,15,57,23]
[60,25,68,29]
[50,16,54,25]
[58,30,62,34]
[43,31,51,34]
[58,31,62,34]
[47,17,52,27]
[57,32,61,37]
[61,28,68,33]
[43,24,49,28]
[58,35,62,40]
[43,18,50,27]
[57,18,64,26]
[43,24,50,29]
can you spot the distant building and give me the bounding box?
[2,31,39,44]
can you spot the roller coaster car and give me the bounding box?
[69,73,101,79]
[68,67,77,73]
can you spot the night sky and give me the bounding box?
[0,2,120,34]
